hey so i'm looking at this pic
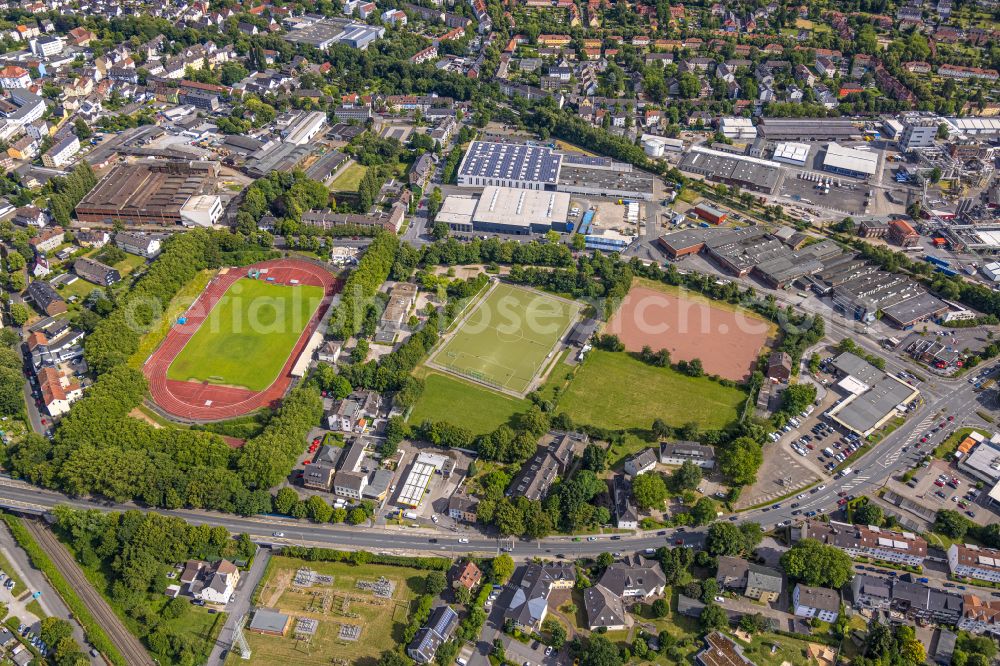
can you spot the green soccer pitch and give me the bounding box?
[166,278,324,391]
[432,282,580,395]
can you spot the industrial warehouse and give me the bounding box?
[827,352,920,437]
[658,227,954,329]
[677,146,785,194]
[441,186,572,235]
[74,159,224,227]
[456,140,654,200]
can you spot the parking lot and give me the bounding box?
[777,171,870,215]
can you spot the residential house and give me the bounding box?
[850,574,891,611]
[407,606,459,663]
[890,580,963,624]
[42,135,80,168]
[948,544,1000,584]
[696,632,756,666]
[26,280,66,316]
[792,584,840,621]
[74,257,121,286]
[585,553,666,630]
[180,559,240,605]
[623,449,658,477]
[659,441,716,469]
[8,135,38,161]
[958,594,1000,636]
[316,341,342,364]
[37,365,82,416]
[500,563,575,631]
[508,431,585,501]
[76,230,110,248]
[715,557,783,603]
[453,561,482,591]
[767,351,792,381]
[328,390,381,433]
[29,226,64,254]
[793,520,927,568]
[613,474,638,529]
[115,231,161,258]
[447,495,478,522]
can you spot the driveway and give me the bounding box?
[207,546,272,664]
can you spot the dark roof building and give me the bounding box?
[407,606,459,663]
[508,431,585,501]
[25,280,66,316]
[74,257,121,286]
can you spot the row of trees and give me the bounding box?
[328,232,399,339]
[47,163,98,226]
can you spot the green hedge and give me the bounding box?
[1,514,127,666]
[279,546,450,570]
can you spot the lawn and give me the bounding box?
[934,427,977,459]
[740,632,828,666]
[557,350,746,431]
[329,161,367,192]
[429,282,580,394]
[242,556,426,666]
[408,371,528,434]
[167,278,323,391]
[129,269,215,369]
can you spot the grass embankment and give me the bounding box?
[127,269,215,369]
[1,514,126,666]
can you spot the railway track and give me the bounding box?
[24,520,155,666]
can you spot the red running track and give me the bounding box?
[143,258,339,421]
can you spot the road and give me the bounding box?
[23,520,155,666]
[207,547,272,665]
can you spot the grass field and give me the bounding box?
[130,269,215,369]
[241,556,425,666]
[431,282,580,394]
[408,371,528,434]
[557,350,745,431]
[167,278,323,391]
[329,162,367,192]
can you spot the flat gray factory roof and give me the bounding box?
[557,164,654,194]
[880,291,950,326]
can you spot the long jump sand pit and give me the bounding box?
[605,280,774,381]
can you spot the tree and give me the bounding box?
[934,509,971,539]
[718,437,763,486]
[581,443,607,472]
[73,117,92,139]
[273,487,299,515]
[492,554,514,584]
[699,603,728,631]
[431,221,450,241]
[8,302,28,326]
[306,495,333,523]
[651,598,669,617]
[631,472,667,510]
[739,612,768,634]
[780,539,853,588]
[581,635,622,666]
[425,571,448,595]
[454,585,472,604]
[780,383,816,415]
[852,499,883,527]
[670,460,701,492]
[705,521,762,557]
[690,497,717,525]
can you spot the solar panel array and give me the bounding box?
[459,141,561,185]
